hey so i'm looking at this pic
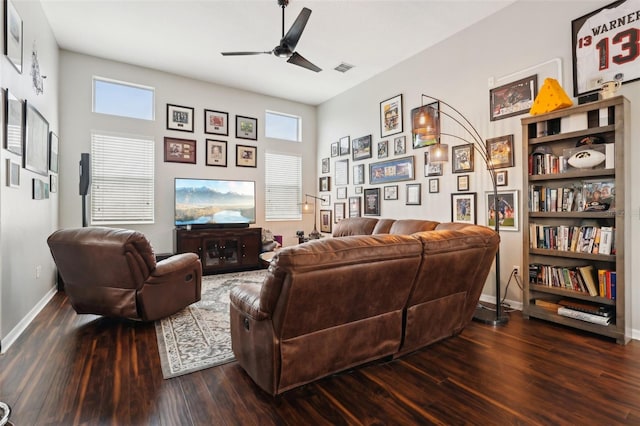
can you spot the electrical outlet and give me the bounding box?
[35,265,42,279]
[512,265,520,275]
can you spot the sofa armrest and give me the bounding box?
[151,253,200,278]
[230,283,270,321]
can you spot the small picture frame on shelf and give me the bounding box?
[582,179,614,212]
[166,104,194,132]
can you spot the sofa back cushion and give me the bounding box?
[332,217,379,236]
[390,219,439,234]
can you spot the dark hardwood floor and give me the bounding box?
[1,291,640,425]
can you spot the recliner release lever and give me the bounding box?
[243,317,250,331]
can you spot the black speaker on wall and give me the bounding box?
[79,153,90,196]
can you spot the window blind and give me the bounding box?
[265,151,302,221]
[90,132,154,224]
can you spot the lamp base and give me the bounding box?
[472,305,509,326]
[308,228,321,239]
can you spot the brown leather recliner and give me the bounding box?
[47,227,201,321]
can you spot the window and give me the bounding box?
[90,132,154,224]
[265,152,302,221]
[93,77,155,120]
[265,111,301,142]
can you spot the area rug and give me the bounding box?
[155,269,267,379]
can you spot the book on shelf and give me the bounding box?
[557,306,612,326]
[534,298,562,311]
[557,299,614,317]
[577,265,599,297]
[528,223,615,256]
[599,226,613,255]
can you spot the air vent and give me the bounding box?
[334,62,354,73]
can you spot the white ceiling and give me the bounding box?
[40,0,517,106]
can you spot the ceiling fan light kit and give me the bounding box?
[221,0,322,72]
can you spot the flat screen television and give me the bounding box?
[174,178,256,228]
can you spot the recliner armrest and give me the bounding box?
[230,283,269,321]
[150,253,200,278]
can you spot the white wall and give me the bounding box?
[1,0,60,350]
[317,1,640,337]
[58,51,318,253]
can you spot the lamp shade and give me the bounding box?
[428,143,449,163]
[302,202,314,214]
[413,104,440,140]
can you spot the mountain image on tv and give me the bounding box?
[175,179,255,225]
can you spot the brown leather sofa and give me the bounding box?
[230,218,499,395]
[47,227,202,321]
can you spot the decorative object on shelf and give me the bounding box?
[49,132,59,172]
[321,157,330,173]
[363,188,380,215]
[318,176,330,192]
[406,183,421,206]
[164,137,196,164]
[600,79,621,99]
[302,194,323,239]
[6,159,19,188]
[411,101,439,149]
[24,101,49,176]
[236,144,257,167]
[334,202,345,223]
[339,135,350,155]
[206,139,227,167]
[204,109,229,135]
[335,158,349,185]
[380,94,403,137]
[495,170,508,186]
[353,163,364,185]
[377,140,388,158]
[416,93,507,325]
[31,42,45,95]
[236,115,258,140]
[486,134,515,169]
[4,89,23,156]
[352,134,372,161]
[530,78,573,115]
[348,196,361,217]
[486,190,519,231]
[4,0,23,73]
[489,75,537,121]
[383,185,398,200]
[424,151,442,176]
[582,179,614,211]
[452,144,474,173]
[428,178,439,193]
[394,135,406,155]
[320,210,332,233]
[571,0,639,98]
[369,156,415,184]
[331,142,339,157]
[166,104,194,132]
[567,147,606,169]
[457,175,469,192]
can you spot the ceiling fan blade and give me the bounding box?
[287,52,321,72]
[281,7,311,51]
[221,51,272,56]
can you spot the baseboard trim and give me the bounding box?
[1,285,57,354]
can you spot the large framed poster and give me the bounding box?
[572,0,640,97]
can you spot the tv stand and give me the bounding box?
[175,227,262,275]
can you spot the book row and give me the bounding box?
[529,263,616,299]
[529,224,615,255]
[528,179,615,213]
[534,299,615,326]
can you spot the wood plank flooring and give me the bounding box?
[1,291,640,425]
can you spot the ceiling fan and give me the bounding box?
[221,0,321,72]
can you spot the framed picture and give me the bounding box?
[352,134,372,161]
[429,178,439,193]
[24,102,49,176]
[5,89,23,155]
[4,0,23,73]
[319,176,331,192]
[236,144,257,167]
[331,142,339,157]
[353,164,365,185]
[572,1,640,97]
[384,185,398,200]
[320,210,332,233]
[380,94,403,138]
[5,159,19,188]
[486,134,515,169]
[451,193,477,224]
[364,188,380,216]
[412,101,439,149]
[166,104,194,132]
[377,140,389,158]
[334,202,346,223]
[452,144,474,173]
[496,170,508,187]
[487,190,519,231]
[406,183,422,205]
[394,135,406,155]
[321,194,331,206]
[424,151,443,176]
[355,186,363,194]
[457,175,470,191]
[322,157,330,174]
[582,179,615,212]
[337,187,347,199]
[164,137,196,164]
[32,178,45,200]
[369,156,415,185]
[236,115,258,140]
[339,135,350,156]
[335,158,349,186]
[50,173,58,193]
[489,75,537,121]
[206,139,227,167]
[348,196,361,217]
[49,132,59,173]
[204,109,228,136]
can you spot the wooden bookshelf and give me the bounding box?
[521,96,630,344]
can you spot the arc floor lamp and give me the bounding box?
[302,193,323,239]
[414,94,508,326]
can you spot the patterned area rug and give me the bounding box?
[155,269,267,379]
